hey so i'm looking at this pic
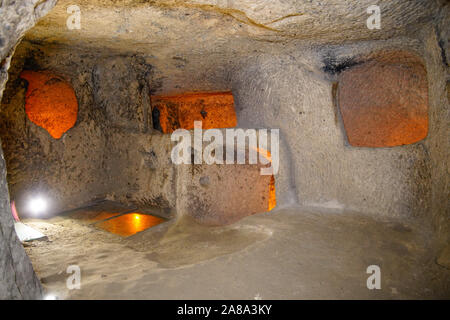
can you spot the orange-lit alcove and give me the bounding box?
[255,147,277,212]
[151,91,237,133]
[152,91,276,214]
[20,70,78,139]
[338,51,429,148]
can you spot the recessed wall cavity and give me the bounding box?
[338,51,429,147]
[21,70,78,139]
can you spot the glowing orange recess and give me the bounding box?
[20,70,78,139]
[254,147,276,211]
[268,175,276,211]
[151,91,237,133]
[338,52,429,147]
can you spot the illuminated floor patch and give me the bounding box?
[95,213,165,237]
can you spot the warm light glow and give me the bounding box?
[96,213,165,237]
[151,91,237,133]
[254,147,276,211]
[268,175,276,211]
[338,51,429,147]
[254,147,272,162]
[28,197,47,216]
[20,70,78,139]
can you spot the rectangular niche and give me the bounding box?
[151,91,237,133]
[337,51,429,147]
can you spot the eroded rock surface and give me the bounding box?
[0,0,56,300]
[0,0,449,300]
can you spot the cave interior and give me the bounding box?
[0,0,449,299]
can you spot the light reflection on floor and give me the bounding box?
[95,213,165,237]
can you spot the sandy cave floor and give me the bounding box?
[21,202,450,300]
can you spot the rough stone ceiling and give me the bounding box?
[17,0,445,94]
[26,0,440,54]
